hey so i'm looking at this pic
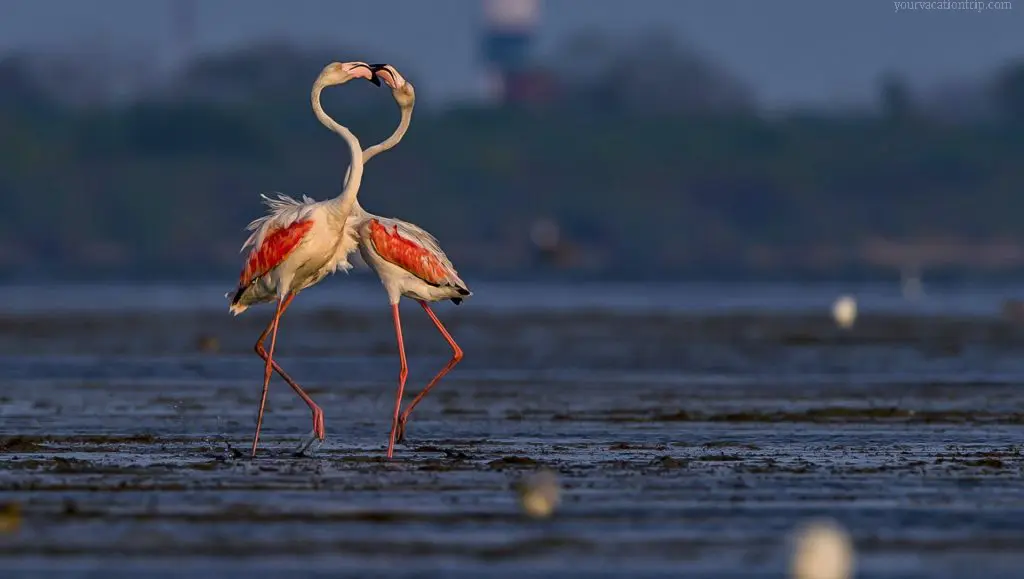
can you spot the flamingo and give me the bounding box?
[329,64,472,459]
[227,61,380,457]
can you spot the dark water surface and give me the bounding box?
[1,282,1023,578]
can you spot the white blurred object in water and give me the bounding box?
[831,295,857,329]
[790,518,854,579]
[516,468,561,519]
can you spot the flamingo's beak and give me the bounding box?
[369,64,394,88]
[348,63,381,86]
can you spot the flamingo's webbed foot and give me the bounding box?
[395,416,409,444]
[294,429,324,457]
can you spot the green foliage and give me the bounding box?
[991,60,1024,123]
[74,104,274,160]
[4,101,1024,277]
[3,42,1024,279]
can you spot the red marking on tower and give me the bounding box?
[369,220,450,285]
[238,220,315,287]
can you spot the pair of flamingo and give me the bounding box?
[227,61,469,459]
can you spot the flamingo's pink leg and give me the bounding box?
[251,293,325,456]
[395,300,464,443]
[251,294,325,453]
[386,303,409,460]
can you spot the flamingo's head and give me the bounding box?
[370,64,415,108]
[316,61,382,87]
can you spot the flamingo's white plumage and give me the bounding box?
[227,61,381,457]
[335,64,472,459]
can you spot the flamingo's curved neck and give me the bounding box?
[341,97,415,191]
[365,103,413,163]
[311,81,364,219]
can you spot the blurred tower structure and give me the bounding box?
[480,0,540,105]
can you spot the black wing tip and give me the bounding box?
[451,286,471,304]
[230,285,246,305]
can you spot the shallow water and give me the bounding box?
[1,283,1023,578]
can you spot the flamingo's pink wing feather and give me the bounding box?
[238,219,314,287]
[368,219,451,286]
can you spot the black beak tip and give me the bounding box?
[369,75,382,86]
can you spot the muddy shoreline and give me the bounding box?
[1,308,1023,577]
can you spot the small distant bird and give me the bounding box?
[1002,298,1024,324]
[791,518,854,579]
[334,64,471,459]
[226,61,381,457]
[831,295,857,330]
[195,334,220,354]
[0,502,21,534]
[900,265,923,301]
[515,469,561,519]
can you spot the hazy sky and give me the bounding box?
[3,0,1022,107]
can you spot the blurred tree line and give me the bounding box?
[1,32,1024,281]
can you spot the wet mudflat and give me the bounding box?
[1,291,1024,578]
